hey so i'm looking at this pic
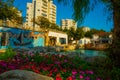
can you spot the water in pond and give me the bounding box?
[64,49,106,58]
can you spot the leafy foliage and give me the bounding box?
[0,47,16,60]
[74,27,84,40]
[0,0,23,24]
[34,16,60,30]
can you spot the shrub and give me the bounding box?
[0,46,16,60]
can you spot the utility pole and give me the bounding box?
[33,0,36,31]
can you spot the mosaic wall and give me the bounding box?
[0,27,44,49]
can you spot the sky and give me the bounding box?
[14,0,113,32]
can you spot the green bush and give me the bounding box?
[110,67,120,80]
[0,47,16,60]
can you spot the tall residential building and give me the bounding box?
[26,0,56,28]
[61,19,77,30]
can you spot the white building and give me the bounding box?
[78,37,91,47]
[26,0,56,28]
[48,30,68,46]
[61,19,77,30]
[82,26,90,32]
[92,34,99,40]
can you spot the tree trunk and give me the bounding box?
[44,30,49,46]
[111,0,120,67]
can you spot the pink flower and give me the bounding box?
[86,70,89,74]
[72,70,77,75]
[88,70,94,74]
[8,65,15,69]
[79,75,83,79]
[96,78,101,80]
[80,71,85,75]
[85,76,90,80]
[64,59,67,62]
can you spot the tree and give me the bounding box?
[74,27,84,40]
[50,23,60,30]
[34,16,51,29]
[0,0,22,24]
[34,16,60,30]
[84,28,105,38]
[56,0,120,67]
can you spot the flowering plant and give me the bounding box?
[0,52,103,80]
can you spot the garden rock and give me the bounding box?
[0,70,54,80]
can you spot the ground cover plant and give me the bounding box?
[0,49,120,80]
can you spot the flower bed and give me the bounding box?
[0,52,102,80]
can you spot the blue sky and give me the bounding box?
[14,0,113,32]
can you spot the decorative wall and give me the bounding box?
[0,27,44,49]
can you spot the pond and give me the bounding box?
[63,49,106,58]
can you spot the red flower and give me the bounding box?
[56,73,62,80]
[56,77,62,80]
[66,76,72,80]
[62,69,67,73]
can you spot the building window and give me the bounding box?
[59,38,66,44]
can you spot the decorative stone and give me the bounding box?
[0,70,54,80]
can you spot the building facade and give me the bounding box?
[82,26,90,32]
[26,0,56,28]
[61,19,77,30]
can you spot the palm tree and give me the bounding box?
[56,0,120,67]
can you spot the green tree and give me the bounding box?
[84,28,99,38]
[34,16,51,29]
[0,0,22,24]
[50,23,60,30]
[74,27,84,40]
[85,31,93,38]
[34,16,60,30]
[63,27,75,43]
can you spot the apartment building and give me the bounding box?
[26,0,56,28]
[61,19,77,30]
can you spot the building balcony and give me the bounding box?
[41,9,47,13]
[42,6,47,9]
